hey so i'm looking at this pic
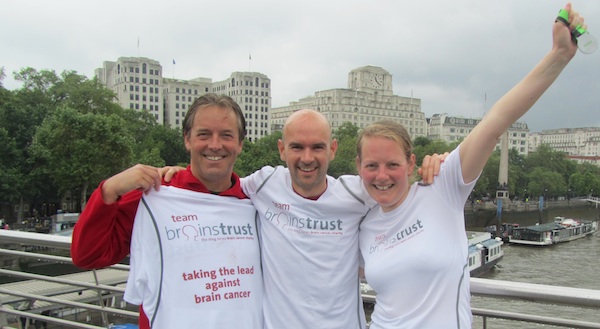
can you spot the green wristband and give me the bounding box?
[556,8,569,25]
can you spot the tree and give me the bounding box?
[412,138,453,167]
[235,131,283,177]
[527,167,566,199]
[50,72,121,116]
[14,68,60,93]
[525,144,575,184]
[473,150,500,199]
[0,72,58,220]
[29,107,134,211]
[147,125,188,167]
[0,127,22,219]
[329,122,360,177]
[569,163,600,197]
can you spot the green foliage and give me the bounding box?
[149,125,188,166]
[0,67,5,87]
[0,128,23,204]
[235,131,283,177]
[569,165,600,196]
[472,151,500,198]
[13,68,60,92]
[524,144,574,183]
[526,167,567,198]
[29,106,134,197]
[50,72,122,115]
[0,67,192,215]
[329,122,360,177]
[412,138,453,166]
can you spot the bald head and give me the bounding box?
[278,109,338,198]
[282,109,332,142]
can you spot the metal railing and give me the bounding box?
[0,230,137,329]
[1,229,600,328]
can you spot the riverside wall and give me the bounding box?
[464,198,600,229]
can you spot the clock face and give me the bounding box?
[368,73,383,88]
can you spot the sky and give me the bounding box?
[1,0,599,133]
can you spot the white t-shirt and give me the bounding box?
[359,148,474,329]
[124,186,263,328]
[242,167,375,329]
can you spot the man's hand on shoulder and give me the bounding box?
[417,152,449,185]
[102,164,162,204]
[159,165,187,183]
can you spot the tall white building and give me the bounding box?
[271,66,427,138]
[428,113,530,155]
[96,57,164,123]
[96,57,271,141]
[529,127,600,166]
[212,72,272,142]
[163,77,212,128]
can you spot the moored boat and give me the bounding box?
[467,231,504,277]
[509,216,597,246]
[485,222,520,242]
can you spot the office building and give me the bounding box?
[529,127,600,166]
[96,57,271,141]
[271,66,427,138]
[428,113,530,155]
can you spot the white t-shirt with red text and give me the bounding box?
[124,186,263,328]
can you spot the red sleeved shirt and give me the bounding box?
[70,166,247,329]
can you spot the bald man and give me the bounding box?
[242,109,374,329]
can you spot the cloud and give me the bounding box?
[2,0,598,132]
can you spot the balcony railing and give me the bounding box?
[1,229,600,328]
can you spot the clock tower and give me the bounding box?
[348,66,392,95]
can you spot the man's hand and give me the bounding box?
[159,165,187,183]
[102,164,162,204]
[417,152,449,185]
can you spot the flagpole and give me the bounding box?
[173,59,175,79]
[249,53,251,71]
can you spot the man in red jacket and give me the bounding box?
[71,93,263,328]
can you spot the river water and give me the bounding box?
[469,205,600,328]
